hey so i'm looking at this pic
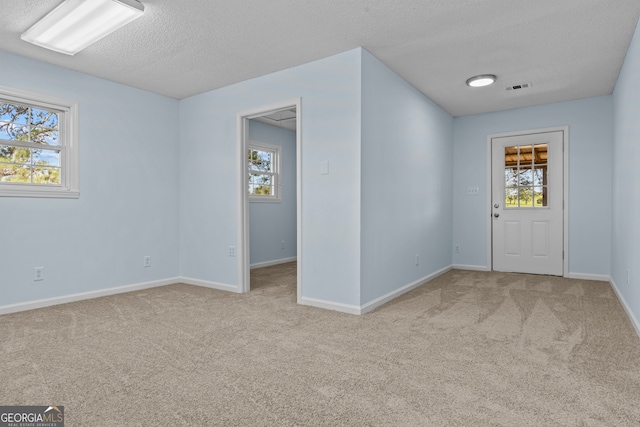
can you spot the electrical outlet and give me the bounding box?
[455,244,460,253]
[228,246,236,257]
[34,267,44,281]
[415,254,419,266]
[144,256,151,267]
[281,240,285,249]
[627,269,630,285]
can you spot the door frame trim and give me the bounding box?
[485,126,569,276]
[236,98,302,300]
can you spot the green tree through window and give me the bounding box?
[1,102,61,185]
[247,141,280,201]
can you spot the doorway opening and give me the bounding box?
[486,126,568,276]
[237,99,302,302]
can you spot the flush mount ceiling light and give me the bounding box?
[21,0,144,56]
[466,74,498,88]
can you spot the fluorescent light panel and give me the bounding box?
[21,0,144,55]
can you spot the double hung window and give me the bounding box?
[0,87,78,198]
[247,141,280,202]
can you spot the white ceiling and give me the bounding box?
[1,0,639,117]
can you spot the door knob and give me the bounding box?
[494,203,500,208]
[494,213,500,218]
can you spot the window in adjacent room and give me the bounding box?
[0,86,78,198]
[247,141,280,202]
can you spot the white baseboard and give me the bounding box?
[452,267,609,281]
[609,277,640,340]
[250,257,297,269]
[452,264,491,272]
[0,277,179,316]
[360,265,453,315]
[565,272,610,282]
[0,276,242,316]
[179,277,240,293]
[299,264,453,316]
[298,296,361,315]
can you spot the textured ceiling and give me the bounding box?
[1,0,639,117]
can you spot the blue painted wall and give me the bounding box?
[452,96,613,276]
[612,18,640,326]
[248,120,297,266]
[3,31,638,321]
[179,49,362,305]
[360,50,453,305]
[0,51,180,306]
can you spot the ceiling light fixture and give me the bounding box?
[21,0,144,56]
[466,74,498,88]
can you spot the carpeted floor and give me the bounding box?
[1,264,639,426]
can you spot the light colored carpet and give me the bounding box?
[1,264,639,426]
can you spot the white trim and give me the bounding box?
[0,188,80,198]
[486,126,569,275]
[610,277,640,340]
[295,102,302,306]
[0,277,178,315]
[250,256,297,269]
[563,127,569,277]
[302,266,453,316]
[237,112,248,292]
[298,296,362,315]
[453,264,492,272]
[360,265,453,314]
[248,197,282,204]
[237,98,302,299]
[179,277,240,293]
[485,135,492,271]
[565,272,610,282]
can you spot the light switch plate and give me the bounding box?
[321,160,329,175]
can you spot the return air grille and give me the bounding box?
[505,82,532,91]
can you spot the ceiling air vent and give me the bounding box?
[505,82,532,91]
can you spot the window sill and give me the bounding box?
[249,197,281,204]
[0,187,80,198]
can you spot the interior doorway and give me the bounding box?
[237,99,302,301]
[488,127,568,276]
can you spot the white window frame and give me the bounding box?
[248,140,281,203]
[0,86,79,198]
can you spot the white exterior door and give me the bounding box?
[491,131,564,275]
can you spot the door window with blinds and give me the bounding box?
[504,143,548,208]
